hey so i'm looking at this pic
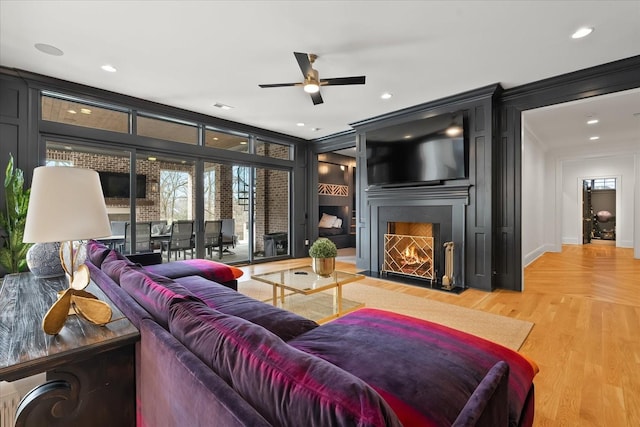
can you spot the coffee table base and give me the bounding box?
[267,290,363,323]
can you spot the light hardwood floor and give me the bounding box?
[240,244,640,427]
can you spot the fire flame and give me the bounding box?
[401,245,429,266]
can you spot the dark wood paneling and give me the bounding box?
[0,86,20,118]
[349,86,498,291]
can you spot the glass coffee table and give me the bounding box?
[251,266,364,323]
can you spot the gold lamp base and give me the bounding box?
[41,245,112,335]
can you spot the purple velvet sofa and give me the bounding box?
[85,240,537,427]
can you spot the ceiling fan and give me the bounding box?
[258,52,366,105]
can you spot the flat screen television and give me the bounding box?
[99,171,147,198]
[366,113,467,187]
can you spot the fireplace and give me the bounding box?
[383,222,437,281]
[364,184,470,292]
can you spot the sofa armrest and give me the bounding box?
[452,361,510,427]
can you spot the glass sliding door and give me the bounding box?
[231,165,250,262]
[203,162,290,263]
[254,167,290,259]
[203,161,250,263]
[45,140,132,252]
[155,155,196,262]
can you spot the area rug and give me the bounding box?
[238,279,534,350]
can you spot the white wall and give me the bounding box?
[560,155,633,247]
[521,125,549,265]
[522,129,639,265]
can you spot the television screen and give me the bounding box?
[366,113,467,187]
[99,172,146,198]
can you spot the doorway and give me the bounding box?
[582,178,617,245]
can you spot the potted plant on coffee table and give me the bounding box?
[309,237,338,277]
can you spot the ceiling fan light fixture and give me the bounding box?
[304,82,320,93]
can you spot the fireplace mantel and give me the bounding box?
[366,182,471,289]
[365,183,471,205]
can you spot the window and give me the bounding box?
[137,115,198,145]
[204,128,249,153]
[256,139,291,160]
[160,169,193,222]
[592,178,616,190]
[41,93,129,133]
[46,159,73,167]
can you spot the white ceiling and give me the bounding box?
[1,1,639,143]
[523,88,640,152]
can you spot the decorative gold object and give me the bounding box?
[41,264,112,334]
[23,166,113,335]
[442,241,455,290]
[312,257,336,277]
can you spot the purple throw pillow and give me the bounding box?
[168,300,401,427]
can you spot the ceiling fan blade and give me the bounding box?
[259,82,300,88]
[321,76,366,86]
[294,52,314,77]
[310,91,323,105]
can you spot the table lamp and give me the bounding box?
[23,166,113,335]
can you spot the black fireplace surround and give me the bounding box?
[366,184,469,289]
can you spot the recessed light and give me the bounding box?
[572,27,593,39]
[213,103,233,110]
[589,136,600,141]
[587,119,599,125]
[212,137,219,141]
[101,64,117,73]
[381,92,393,100]
[403,135,412,139]
[148,157,157,161]
[296,122,305,127]
[240,141,248,145]
[67,109,77,114]
[80,108,92,115]
[445,126,463,137]
[34,43,64,56]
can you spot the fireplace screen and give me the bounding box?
[383,234,434,280]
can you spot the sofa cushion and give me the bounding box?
[144,259,243,284]
[175,275,318,341]
[168,300,402,427]
[101,250,137,283]
[289,308,538,427]
[120,267,201,329]
[86,239,112,267]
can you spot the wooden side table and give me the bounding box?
[0,272,139,426]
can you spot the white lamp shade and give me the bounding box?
[23,166,112,243]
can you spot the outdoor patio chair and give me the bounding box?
[161,220,195,262]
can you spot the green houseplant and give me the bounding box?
[0,154,31,274]
[309,237,338,277]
